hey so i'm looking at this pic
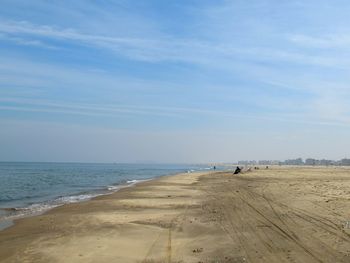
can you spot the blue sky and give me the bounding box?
[1,0,350,162]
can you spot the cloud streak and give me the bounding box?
[289,33,350,48]
[2,19,350,69]
[1,96,349,128]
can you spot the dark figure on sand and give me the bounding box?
[234,166,241,174]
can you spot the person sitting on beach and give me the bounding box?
[234,166,241,174]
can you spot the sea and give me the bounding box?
[0,162,221,230]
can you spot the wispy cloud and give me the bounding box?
[0,32,58,49]
[1,45,350,128]
[1,96,350,128]
[0,20,175,62]
[1,19,349,69]
[289,33,350,48]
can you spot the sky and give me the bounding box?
[1,0,350,163]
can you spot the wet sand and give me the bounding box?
[0,167,350,262]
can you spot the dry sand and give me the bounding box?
[0,167,350,262]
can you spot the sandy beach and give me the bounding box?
[0,167,350,262]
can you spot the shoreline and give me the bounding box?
[0,163,217,232]
[0,169,194,232]
[0,170,211,262]
[1,167,349,262]
[0,178,149,232]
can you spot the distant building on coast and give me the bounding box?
[305,158,318,165]
[283,158,304,165]
[340,158,350,166]
[235,157,350,166]
[238,160,257,165]
[258,160,280,165]
[319,159,335,166]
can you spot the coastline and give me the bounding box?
[0,177,150,232]
[0,164,209,232]
[0,170,211,262]
[1,167,350,262]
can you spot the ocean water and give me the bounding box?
[0,162,217,227]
